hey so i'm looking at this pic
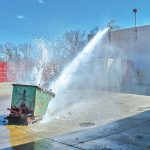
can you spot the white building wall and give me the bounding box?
[111,25,150,86]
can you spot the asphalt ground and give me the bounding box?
[0,83,150,149]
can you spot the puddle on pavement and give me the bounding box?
[0,115,8,126]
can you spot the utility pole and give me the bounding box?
[133,8,138,41]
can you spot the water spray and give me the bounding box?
[41,28,109,123]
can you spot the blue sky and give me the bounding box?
[0,0,149,43]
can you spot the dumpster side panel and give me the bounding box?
[34,89,53,116]
[11,85,36,112]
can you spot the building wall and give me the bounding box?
[111,25,150,85]
[111,25,150,58]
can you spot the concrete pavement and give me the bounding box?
[1,83,150,149]
[4,110,150,150]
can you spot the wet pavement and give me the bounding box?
[51,110,150,150]
[2,111,150,150]
[0,83,150,149]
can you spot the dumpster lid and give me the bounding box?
[13,84,38,88]
[12,84,55,97]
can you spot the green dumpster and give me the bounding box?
[7,84,55,123]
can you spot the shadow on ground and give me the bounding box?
[3,110,150,150]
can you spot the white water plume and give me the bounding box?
[36,40,49,85]
[13,39,50,86]
[49,28,108,93]
[41,28,109,123]
[28,39,49,86]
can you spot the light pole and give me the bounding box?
[133,8,138,41]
